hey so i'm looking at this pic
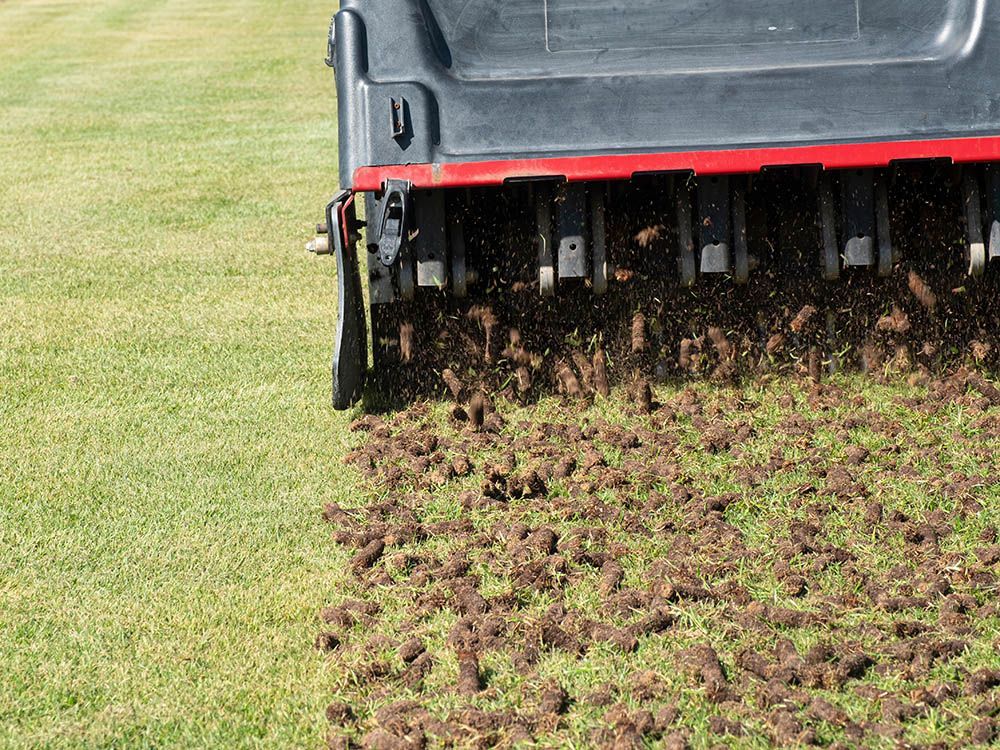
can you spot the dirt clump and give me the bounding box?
[539,681,569,715]
[907,271,938,311]
[352,539,385,572]
[682,644,735,703]
[631,313,647,354]
[456,650,483,696]
[467,392,487,430]
[632,377,654,414]
[556,361,584,398]
[789,305,817,334]
[593,348,610,397]
[317,370,1000,746]
[441,368,463,400]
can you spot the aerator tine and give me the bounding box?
[818,169,894,281]
[311,0,1000,407]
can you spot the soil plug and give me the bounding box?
[516,365,532,394]
[807,347,822,383]
[468,392,487,430]
[789,305,817,334]
[707,326,732,361]
[351,539,385,572]
[539,681,569,714]
[679,338,695,371]
[556,361,583,397]
[572,351,595,392]
[592,347,610,396]
[441,368,463,400]
[598,560,624,596]
[634,377,653,414]
[399,322,415,363]
[766,332,786,356]
[908,271,938,311]
[456,650,483,695]
[631,312,647,353]
[398,637,425,664]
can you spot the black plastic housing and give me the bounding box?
[334,0,1000,188]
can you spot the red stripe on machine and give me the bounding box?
[352,136,1000,191]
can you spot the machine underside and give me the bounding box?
[314,0,1000,408]
[317,164,999,408]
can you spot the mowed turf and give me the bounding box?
[1,2,999,750]
[0,1,353,747]
[323,379,999,748]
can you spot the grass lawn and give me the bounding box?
[321,379,999,749]
[0,1,353,746]
[2,2,999,749]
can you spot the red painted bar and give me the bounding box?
[353,136,1000,191]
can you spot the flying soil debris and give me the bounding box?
[309,1,1000,407]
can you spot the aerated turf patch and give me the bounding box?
[316,373,1000,749]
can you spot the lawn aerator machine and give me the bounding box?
[310,1,1000,408]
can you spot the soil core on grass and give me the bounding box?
[317,372,1000,748]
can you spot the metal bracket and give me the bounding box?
[590,188,608,295]
[698,175,732,274]
[375,179,412,268]
[536,186,555,297]
[676,181,696,287]
[413,190,448,288]
[986,166,1000,261]
[840,170,876,267]
[875,173,894,277]
[963,168,987,277]
[390,97,409,141]
[364,194,395,306]
[818,173,840,281]
[555,183,589,279]
[328,190,367,409]
[324,14,336,68]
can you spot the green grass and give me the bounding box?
[322,382,999,748]
[1,2,998,749]
[0,1,353,747]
